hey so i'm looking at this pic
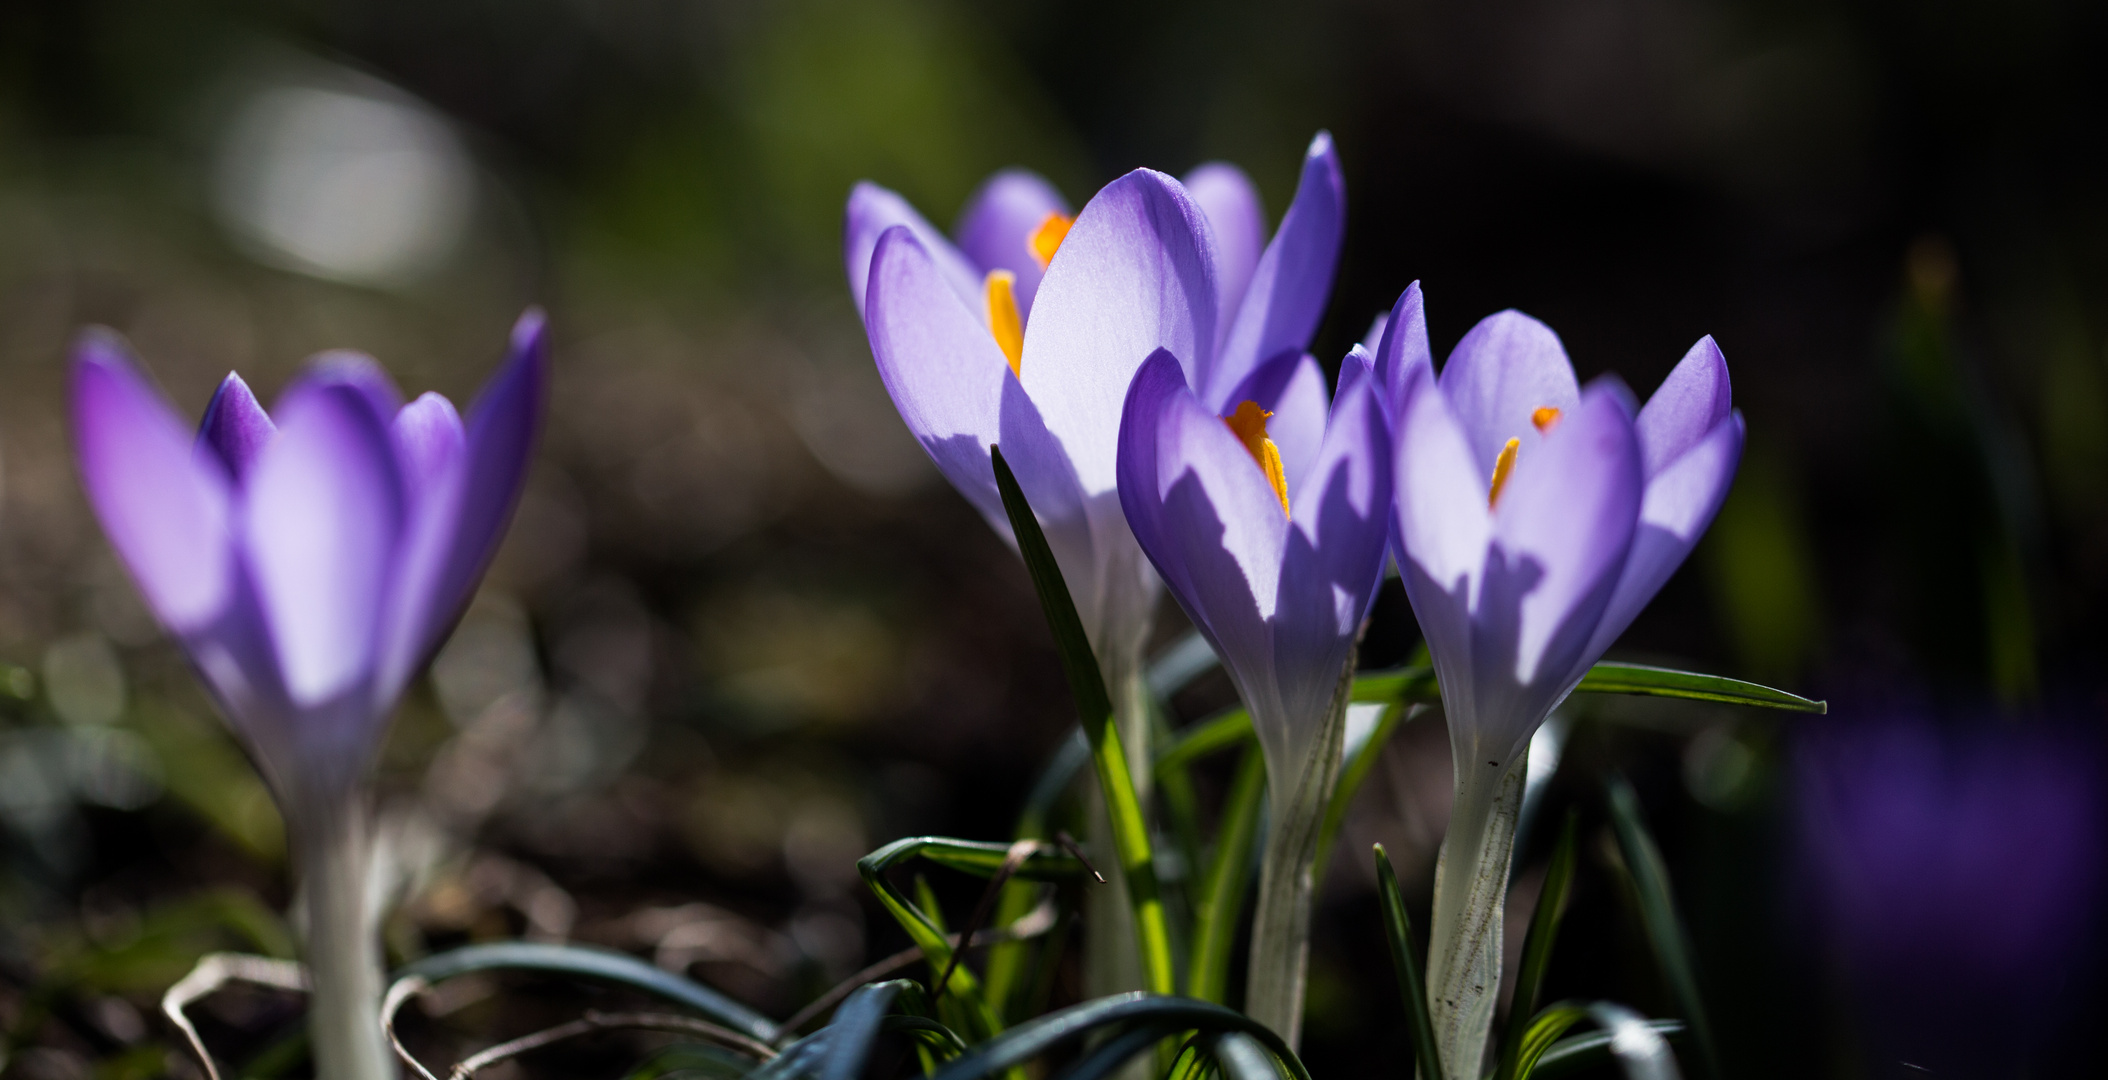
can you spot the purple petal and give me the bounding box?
[1020,168,1218,499]
[1439,310,1581,478]
[378,312,548,697]
[70,330,235,634]
[953,169,1069,317]
[198,372,276,482]
[1488,380,1643,691]
[1272,362,1391,735]
[1131,360,1290,709]
[393,392,466,499]
[864,225,1015,527]
[1635,335,1733,478]
[1215,349,1329,495]
[1582,411,1743,660]
[241,380,405,708]
[845,181,983,319]
[288,350,406,427]
[1391,364,1492,609]
[1373,281,1432,418]
[1183,162,1267,340]
[1209,133,1346,404]
[1117,350,1196,601]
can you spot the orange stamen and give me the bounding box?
[985,270,1024,376]
[1029,212,1074,269]
[1488,437,1521,508]
[1531,406,1563,433]
[1224,400,1291,518]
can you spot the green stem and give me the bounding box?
[1242,656,1354,1049]
[1424,752,1528,1080]
[1088,680,1177,997]
[295,796,390,1080]
[1188,744,1266,1004]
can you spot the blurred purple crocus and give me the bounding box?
[1798,718,2104,1075]
[1387,307,1742,1075]
[70,311,547,1080]
[1117,343,1390,1044]
[846,136,1344,687]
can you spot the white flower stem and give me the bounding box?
[1243,655,1355,1049]
[295,796,392,1080]
[1424,753,1528,1080]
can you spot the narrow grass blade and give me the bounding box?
[986,731,1090,1015]
[1529,1020,1683,1079]
[1374,844,1442,1080]
[1186,743,1266,1003]
[392,942,777,1043]
[1605,778,1718,1080]
[1508,1002,1590,1080]
[1576,663,1824,713]
[1349,666,1440,705]
[925,993,1309,1080]
[992,446,1175,996]
[818,982,902,1080]
[1494,811,1580,1080]
[1156,707,1254,777]
[1049,1023,1168,1080]
[1208,1032,1282,1080]
[1311,703,1411,885]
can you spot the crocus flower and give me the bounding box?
[1797,717,2104,1076]
[1387,307,1742,1076]
[70,311,547,1080]
[845,135,1344,697]
[1117,342,1390,1045]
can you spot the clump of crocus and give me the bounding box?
[1797,717,2104,1076]
[847,137,1343,1001]
[70,312,548,1080]
[1117,341,1390,1046]
[1387,305,1741,1076]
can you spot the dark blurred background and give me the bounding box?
[1,1,2105,1078]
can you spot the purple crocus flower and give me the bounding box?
[71,312,548,807]
[845,135,1344,691]
[1116,342,1390,1045]
[1387,306,1742,1074]
[1797,718,2104,1075]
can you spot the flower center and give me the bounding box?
[1224,400,1290,519]
[985,270,1024,376]
[1490,406,1564,508]
[1030,212,1073,269]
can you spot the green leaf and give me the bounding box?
[1373,844,1442,1080]
[992,446,1175,996]
[1530,1018,1684,1079]
[1509,1002,1591,1080]
[1495,811,1581,1080]
[1311,702,1411,884]
[1050,1023,1167,1080]
[1605,778,1718,1080]
[817,982,901,1080]
[1155,707,1254,776]
[392,942,777,1043]
[1348,666,1440,705]
[984,730,1089,1018]
[1575,663,1824,713]
[924,993,1310,1080]
[1186,743,1266,1003]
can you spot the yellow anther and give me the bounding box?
[1030,212,1074,269]
[1488,437,1521,508]
[1531,406,1563,433]
[1224,400,1291,519]
[985,270,1024,376]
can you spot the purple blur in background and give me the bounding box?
[1796,718,2106,1074]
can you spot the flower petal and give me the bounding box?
[953,168,1069,317]
[70,331,235,634]
[1272,358,1391,741]
[1635,335,1733,478]
[1215,349,1329,495]
[1021,168,1218,498]
[1183,162,1266,340]
[1488,380,1643,691]
[1392,364,1491,611]
[845,181,984,318]
[1209,132,1345,405]
[198,372,276,482]
[1439,310,1580,478]
[1582,411,1743,660]
[242,380,405,708]
[288,350,406,427]
[865,224,1015,527]
[1373,281,1432,418]
[393,392,466,498]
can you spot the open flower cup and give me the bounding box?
[70,312,548,1080]
[1387,306,1742,1075]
